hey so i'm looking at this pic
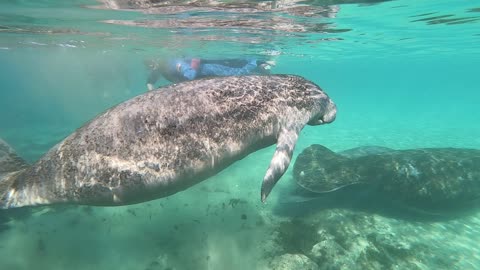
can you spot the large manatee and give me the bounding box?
[0,75,336,209]
[293,144,480,214]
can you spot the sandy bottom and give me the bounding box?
[1,117,480,270]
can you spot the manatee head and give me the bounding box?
[288,77,336,126]
[308,98,336,126]
[293,144,360,193]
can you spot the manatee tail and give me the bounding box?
[293,144,362,193]
[0,138,28,173]
[0,138,29,209]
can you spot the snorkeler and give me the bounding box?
[145,57,276,91]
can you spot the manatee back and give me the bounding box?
[338,145,394,158]
[355,148,480,208]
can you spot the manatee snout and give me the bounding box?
[309,98,337,125]
[322,99,337,124]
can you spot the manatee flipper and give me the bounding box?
[261,128,299,202]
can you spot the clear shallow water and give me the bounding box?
[0,0,479,269]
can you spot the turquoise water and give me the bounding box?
[0,0,479,269]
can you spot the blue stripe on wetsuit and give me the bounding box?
[199,59,258,77]
[176,59,258,80]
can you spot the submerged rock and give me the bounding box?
[269,253,318,270]
[292,208,480,270]
[310,233,355,269]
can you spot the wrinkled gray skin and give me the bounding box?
[293,144,480,212]
[0,75,336,209]
[0,138,28,177]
